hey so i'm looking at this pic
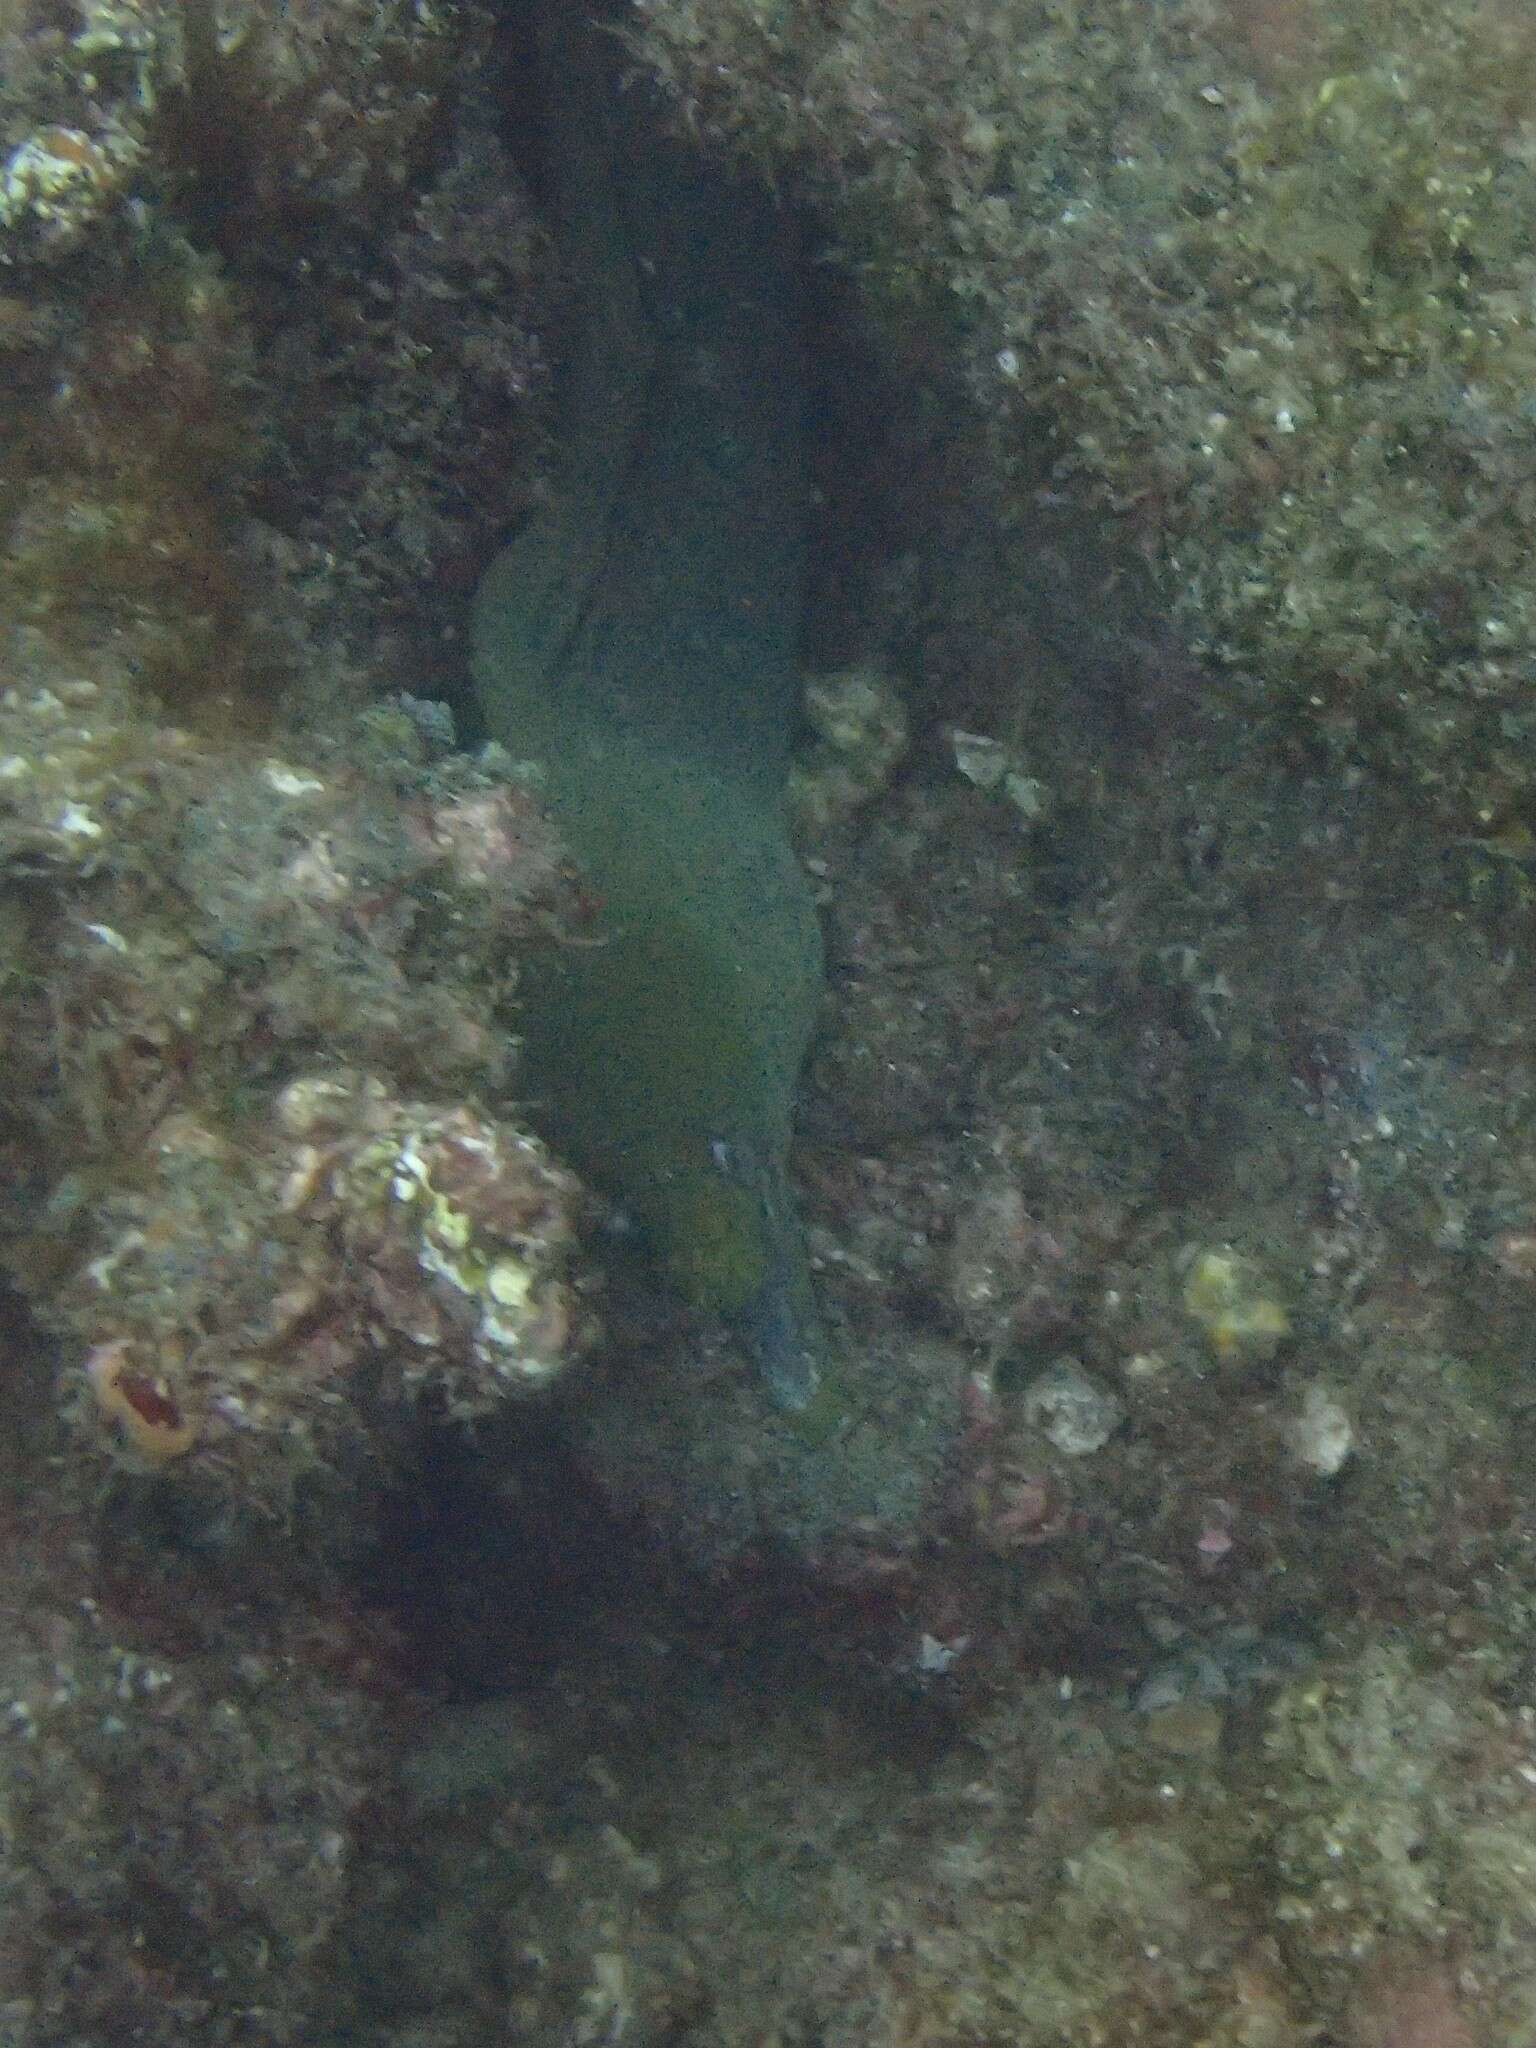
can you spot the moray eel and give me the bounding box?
[470,2,823,1408]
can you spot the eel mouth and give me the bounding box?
[737,1267,823,1415]
[690,1135,824,1414]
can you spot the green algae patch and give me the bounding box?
[471,2,823,1408]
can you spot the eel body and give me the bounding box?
[470,3,823,1408]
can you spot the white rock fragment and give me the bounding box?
[951,729,1009,790]
[1286,1380,1354,1477]
[262,760,325,798]
[917,1632,971,1675]
[950,728,1050,823]
[1002,769,1048,820]
[56,800,102,839]
[1020,1356,1124,1456]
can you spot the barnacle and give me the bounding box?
[84,1338,198,1464]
